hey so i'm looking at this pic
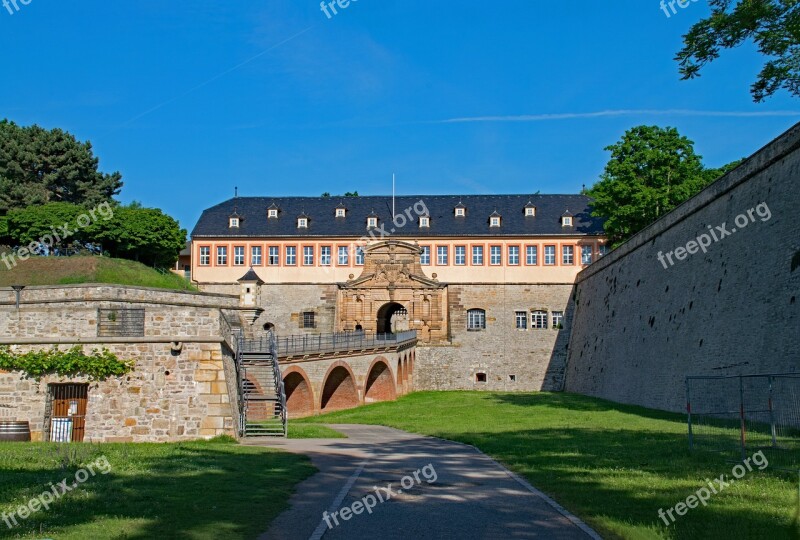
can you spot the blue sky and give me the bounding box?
[1,0,798,230]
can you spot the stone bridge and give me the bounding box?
[276,332,417,418]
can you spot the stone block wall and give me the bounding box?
[564,123,800,412]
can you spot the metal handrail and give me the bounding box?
[272,330,417,357]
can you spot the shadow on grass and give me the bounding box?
[0,441,314,539]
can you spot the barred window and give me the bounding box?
[467,309,486,331]
[98,309,145,337]
[302,312,315,329]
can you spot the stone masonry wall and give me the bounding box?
[415,283,574,392]
[0,285,240,442]
[564,123,800,413]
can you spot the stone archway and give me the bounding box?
[364,359,396,403]
[283,369,314,418]
[320,365,360,412]
[376,302,408,335]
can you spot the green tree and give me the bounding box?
[93,205,186,268]
[0,120,122,213]
[589,126,734,247]
[7,202,86,250]
[676,0,800,101]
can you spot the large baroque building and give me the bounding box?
[191,194,606,392]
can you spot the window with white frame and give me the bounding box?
[531,310,548,329]
[490,216,501,227]
[420,246,431,265]
[437,246,448,265]
[320,246,332,266]
[455,207,465,217]
[268,209,278,219]
[508,246,520,265]
[562,245,574,265]
[336,208,346,218]
[467,309,486,330]
[199,246,210,266]
[419,216,430,228]
[598,244,609,257]
[217,246,227,266]
[552,311,564,329]
[455,246,466,265]
[252,246,263,266]
[286,246,297,266]
[515,311,528,330]
[297,217,308,228]
[525,207,536,217]
[472,246,483,265]
[268,246,279,266]
[233,246,245,266]
[581,245,593,265]
[544,245,556,265]
[356,247,365,265]
[303,246,314,266]
[229,217,239,228]
[526,246,538,265]
[338,246,349,265]
[490,246,501,265]
[367,217,378,228]
[562,216,573,227]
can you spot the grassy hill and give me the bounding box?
[0,256,195,291]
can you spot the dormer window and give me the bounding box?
[298,217,308,228]
[367,217,378,228]
[336,208,346,218]
[419,216,430,228]
[561,211,574,227]
[525,206,536,217]
[229,217,240,228]
[454,202,466,217]
[489,211,502,228]
[268,209,278,219]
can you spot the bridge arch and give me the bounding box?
[364,357,396,403]
[320,362,360,412]
[282,366,315,418]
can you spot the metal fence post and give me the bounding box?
[686,377,694,451]
[739,376,747,461]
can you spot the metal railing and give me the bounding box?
[235,331,287,437]
[275,330,417,357]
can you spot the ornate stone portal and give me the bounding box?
[338,240,448,343]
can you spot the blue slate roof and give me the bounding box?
[191,194,605,239]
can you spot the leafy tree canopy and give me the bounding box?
[676,0,800,101]
[0,119,122,213]
[589,126,741,246]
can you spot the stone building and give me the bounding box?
[191,194,607,394]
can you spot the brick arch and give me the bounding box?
[364,357,396,403]
[320,362,360,412]
[282,366,315,418]
[397,358,404,386]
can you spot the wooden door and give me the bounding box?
[49,384,88,442]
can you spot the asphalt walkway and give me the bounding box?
[249,425,600,540]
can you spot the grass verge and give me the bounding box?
[287,423,346,439]
[297,391,800,540]
[0,256,195,291]
[0,438,314,539]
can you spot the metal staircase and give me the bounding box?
[236,333,287,437]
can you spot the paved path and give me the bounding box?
[249,425,600,540]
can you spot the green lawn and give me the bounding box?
[0,438,314,539]
[0,256,195,291]
[297,391,800,540]
[287,423,346,439]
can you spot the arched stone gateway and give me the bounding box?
[364,360,396,403]
[376,302,409,334]
[320,365,360,412]
[283,369,314,418]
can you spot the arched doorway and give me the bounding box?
[320,365,359,412]
[364,360,396,403]
[376,302,408,335]
[284,370,314,418]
